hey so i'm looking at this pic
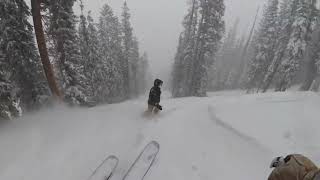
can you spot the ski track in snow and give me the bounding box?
[0,91,320,180]
[207,105,272,154]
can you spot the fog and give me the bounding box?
[74,0,265,81]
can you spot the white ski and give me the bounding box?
[88,155,119,180]
[123,141,160,180]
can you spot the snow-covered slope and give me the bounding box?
[0,91,320,180]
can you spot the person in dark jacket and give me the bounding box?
[147,79,163,114]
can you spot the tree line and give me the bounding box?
[212,0,320,93]
[246,0,319,93]
[0,0,151,120]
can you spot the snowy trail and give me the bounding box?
[208,105,271,153]
[212,91,320,163]
[0,91,320,180]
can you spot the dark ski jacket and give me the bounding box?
[148,86,161,106]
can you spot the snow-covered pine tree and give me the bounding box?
[0,2,19,120]
[276,0,317,91]
[0,38,21,120]
[299,0,319,91]
[121,2,142,98]
[136,52,151,95]
[262,0,299,92]
[302,17,320,91]
[314,21,320,84]
[45,0,88,105]
[180,0,200,96]
[98,4,125,103]
[172,34,187,97]
[85,11,105,102]
[77,2,105,103]
[121,1,132,98]
[172,0,199,97]
[0,0,49,119]
[246,0,279,92]
[191,0,225,96]
[172,0,225,97]
[130,37,141,97]
[78,1,93,98]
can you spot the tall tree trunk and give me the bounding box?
[31,0,62,99]
[184,0,197,96]
[191,8,205,96]
[186,0,197,43]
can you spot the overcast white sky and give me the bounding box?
[75,0,265,80]
[27,0,266,81]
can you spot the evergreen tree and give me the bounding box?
[302,18,320,91]
[121,1,132,98]
[315,22,320,81]
[77,2,105,102]
[98,4,125,102]
[180,0,199,96]
[78,1,92,97]
[46,0,88,105]
[172,0,199,97]
[172,0,224,97]
[85,12,104,102]
[78,1,89,65]
[130,37,141,97]
[246,0,279,92]
[172,34,188,97]
[121,1,142,98]
[191,0,225,96]
[276,0,317,91]
[299,0,319,91]
[0,0,49,119]
[262,0,299,92]
[136,53,151,95]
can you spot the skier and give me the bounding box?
[146,79,163,115]
[268,154,320,180]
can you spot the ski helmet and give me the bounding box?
[270,156,285,168]
[154,79,163,87]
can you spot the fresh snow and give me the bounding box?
[0,91,320,180]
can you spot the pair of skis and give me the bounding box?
[88,141,160,180]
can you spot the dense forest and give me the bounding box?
[2,0,320,120]
[0,0,151,120]
[171,0,320,97]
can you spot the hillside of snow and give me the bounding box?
[0,91,320,180]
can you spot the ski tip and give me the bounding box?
[108,155,119,160]
[149,141,160,149]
